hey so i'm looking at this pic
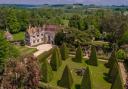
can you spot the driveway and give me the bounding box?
[33,44,53,57]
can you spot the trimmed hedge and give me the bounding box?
[74,46,83,63]
[60,43,69,60]
[58,65,73,89]
[50,48,62,71]
[81,67,93,89]
[89,45,98,66]
[41,60,53,83]
[107,50,117,68]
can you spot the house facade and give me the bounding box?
[25,25,60,46]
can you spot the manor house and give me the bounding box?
[25,25,60,46]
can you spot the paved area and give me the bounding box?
[32,44,53,57]
[118,62,127,84]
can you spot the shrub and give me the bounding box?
[107,50,116,68]
[89,45,98,66]
[60,43,69,60]
[41,60,53,83]
[116,49,126,60]
[74,46,83,63]
[58,65,73,89]
[81,67,93,89]
[111,72,124,89]
[50,48,62,71]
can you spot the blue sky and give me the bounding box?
[0,0,128,5]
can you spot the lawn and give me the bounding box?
[13,32,25,41]
[47,58,111,89]
[15,46,37,56]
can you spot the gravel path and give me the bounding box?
[32,44,53,57]
[118,62,127,84]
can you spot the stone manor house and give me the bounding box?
[25,25,60,46]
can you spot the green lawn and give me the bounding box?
[47,58,111,89]
[15,46,37,56]
[13,32,25,41]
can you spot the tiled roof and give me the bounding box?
[27,25,60,36]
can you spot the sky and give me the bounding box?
[0,0,128,5]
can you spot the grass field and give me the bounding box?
[15,46,37,56]
[47,58,111,89]
[13,32,25,41]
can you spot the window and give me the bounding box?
[33,40,35,43]
[37,39,39,42]
[41,38,43,41]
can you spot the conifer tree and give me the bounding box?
[111,72,124,89]
[74,46,83,63]
[41,60,53,83]
[108,59,119,83]
[56,46,62,66]
[50,48,62,71]
[89,45,98,66]
[58,65,73,89]
[81,67,93,89]
[60,43,69,60]
[107,50,117,68]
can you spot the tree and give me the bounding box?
[107,50,116,68]
[7,9,20,33]
[0,32,20,73]
[41,60,53,83]
[89,45,98,66]
[60,43,69,60]
[74,46,83,63]
[58,65,73,89]
[81,67,93,89]
[111,72,124,89]
[1,56,40,89]
[69,14,85,31]
[50,48,62,71]
[54,31,65,46]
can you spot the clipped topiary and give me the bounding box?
[74,46,83,63]
[41,60,53,83]
[81,66,93,89]
[89,45,98,66]
[111,72,124,89]
[108,59,119,83]
[58,65,73,89]
[50,48,62,71]
[60,43,69,60]
[107,50,116,68]
[56,46,62,66]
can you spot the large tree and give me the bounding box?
[58,65,73,89]
[81,67,93,89]
[89,45,98,66]
[0,32,19,73]
[7,9,20,33]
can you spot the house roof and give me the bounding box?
[27,25,60,36]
